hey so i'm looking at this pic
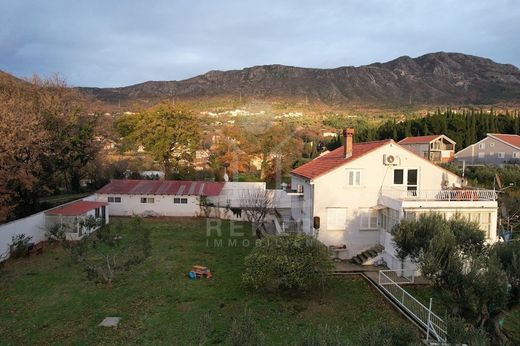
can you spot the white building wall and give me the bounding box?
[97,194,200,217]
[292,142,467,258]
[0,195,97,262]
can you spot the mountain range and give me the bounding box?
[3,52,520,106]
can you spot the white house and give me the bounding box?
[96,180,225,217]
[290,128,498,271]
[45,200,109,241]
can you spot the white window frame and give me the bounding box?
[140,197,154,203]
[513,152,519,159]
[346,169,361,186]
[478,152,485,159]
[360,209,379,230]
[478,143,485,149]
[108,196,121,203]
[392,168,418,191]
[174,197,188,204]
[498,152,505,158]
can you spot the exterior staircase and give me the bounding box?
[350,244,384,265]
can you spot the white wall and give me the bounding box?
[0,195,96,261]
[97,194,199,217]
[290,141,497,259]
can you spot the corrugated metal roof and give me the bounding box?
[97,180,224,196]
[46,201,108,216]
[291,140,392,180]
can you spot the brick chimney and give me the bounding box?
[343,128,355,158]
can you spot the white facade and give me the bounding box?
[96,194,200,217]
[291,141,498,270]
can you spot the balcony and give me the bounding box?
[380,188,498,210]
[382,189,497,202]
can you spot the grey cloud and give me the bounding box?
[0,0,518,87]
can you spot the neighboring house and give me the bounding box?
[455,133,520,165]
[290,128,498,271]
[96,180,224,217]
[45,200,109,241]
[398,135,456,163]
[96,180,292,220]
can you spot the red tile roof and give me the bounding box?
[398,135,441,144]
[292,140,392,180]
[46,201,108,216]
[489,134,520,149]
[97,180,225,196]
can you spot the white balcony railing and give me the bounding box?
[382,189,497,202]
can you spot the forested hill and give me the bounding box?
[78,52,520,106]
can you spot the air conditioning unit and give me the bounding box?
[296,184,304,193]
[383,154,400,165]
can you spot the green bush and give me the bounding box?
[242,233,333,293]
[446,316,490,346]
[9,234,32,258]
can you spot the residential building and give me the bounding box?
[455,133,520,165]
[45,200,109,240]
[398,135,456,163]
[96,180,224,217]
[290,128,498,271]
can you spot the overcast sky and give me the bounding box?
[1,0,518,87]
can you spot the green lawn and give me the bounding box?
[1,218,410,345]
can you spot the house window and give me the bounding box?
[140,197,154,203]
[407,169,418,191]
[346,170,361,186]
[514,152,519,159]
[107,196,121,203]
[327,208,347,230]
[174,198,188,204]
[478,143,485,149]
[360,209,379,230]
[498,152,505,158]
[382,209,400,232]
[393,169,404,184]
[478,152,485,159]
[393,168,418,191]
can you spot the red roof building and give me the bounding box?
[46,201,108,216]
[97,180,225,196]
[489,134,520,149]
[291,140,392,180]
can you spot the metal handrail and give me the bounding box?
[382,189,497,201]
[378,270,447,342]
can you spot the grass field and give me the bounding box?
[0,217,412,345]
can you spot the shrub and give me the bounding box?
[242,233,333,293]
[9,234,32,258]
[446,316,490,346]
[45,223,66,244]
[228,308,264,346]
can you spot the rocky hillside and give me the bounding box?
[62,52,520,106]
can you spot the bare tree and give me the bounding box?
[240,189,274,238]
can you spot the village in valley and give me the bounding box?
[1,1,520,345]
